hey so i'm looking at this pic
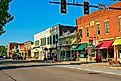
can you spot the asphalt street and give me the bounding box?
[0,63,121,81]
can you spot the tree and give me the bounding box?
[0,0,14,35]
[0,45,6,56]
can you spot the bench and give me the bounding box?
[108,59,121,67]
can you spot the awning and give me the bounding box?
[70,45,77,50]
[72,44,81,51]
[76,43,87,51]
[95,40,113,49]
[113,39,121,45]
[95,42,103,49]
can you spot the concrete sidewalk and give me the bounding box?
[57,61,121,70]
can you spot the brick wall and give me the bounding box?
[76,2,121,43]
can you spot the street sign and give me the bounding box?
[98,3,109,10]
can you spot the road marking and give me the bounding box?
[55,65,121,76]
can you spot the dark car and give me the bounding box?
[12,54,23,60]
[0,56,3,60]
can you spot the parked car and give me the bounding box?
[0,55,7,59]
[0,56,3,60]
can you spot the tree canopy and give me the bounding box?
[0,0,14,35]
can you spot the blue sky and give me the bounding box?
[0,0,117,45]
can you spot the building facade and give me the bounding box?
[76,2,121,62]
[33,24,76,61]
[24,41,33,59]
[7,42,18,58]
[59,30,77,61]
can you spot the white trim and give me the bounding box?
[96,22,100,25]
[79,27,83,29]
[104,19,109,22]
[86,25,89,27]
[118,15,121,18]
[98,38,114,41]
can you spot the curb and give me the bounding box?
[109,67,121,70]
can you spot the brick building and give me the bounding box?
[76,2,121,62]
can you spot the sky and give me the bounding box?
[0,0,117,45]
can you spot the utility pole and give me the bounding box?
[49,0,121,15]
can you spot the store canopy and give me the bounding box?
[95,40,113,49]
[95,42,103,49]
[99,40,113,49]
[71,44,80,51]
[76,43,87,51]
[113,39,121,45]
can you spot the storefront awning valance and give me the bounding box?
[95,42,103,49]
[113,39,121,45]
[95,40,113,49]
[76,43,87,51]
[72,44,81,51]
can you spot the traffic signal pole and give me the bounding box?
[49,0,121,14]
[49,1,121,9]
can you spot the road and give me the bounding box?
[0,63,121,81]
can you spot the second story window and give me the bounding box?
[119,18,121,32]
[79,29,82,39]
[86,27,89,37]
[53,35,55,44]
[50,36,52,44]
[104,21,109,34]
[35,40,39,46]
[56,34,58,43]
[96,24,100,35]
[44,37,46,45]
[41,37,46,46]
[47,37,49,45]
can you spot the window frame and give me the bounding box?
[119,18,121,32]
[104,21,109,34]
[79,28,82,39]
[86,27,89,37]
[96,23,100,36]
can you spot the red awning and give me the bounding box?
[95,40,113,49]
[99,40,113,49]
[95,42,103,49]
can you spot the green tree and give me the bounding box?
[0,45,6,56]
[0,0,14,35]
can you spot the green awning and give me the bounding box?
[72,44,81,51]
[76,43,87,51]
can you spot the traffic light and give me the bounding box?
[84,1,89,14]
[60,0,66,14]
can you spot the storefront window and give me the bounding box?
[118,50,121,58]
[80,53,84,58]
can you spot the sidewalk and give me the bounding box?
[57,61,121,70]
